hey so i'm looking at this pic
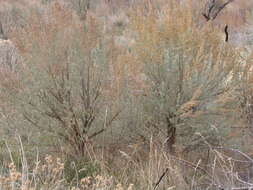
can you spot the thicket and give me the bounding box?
[0,0,253,189]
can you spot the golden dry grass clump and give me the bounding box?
[0,154,135,190]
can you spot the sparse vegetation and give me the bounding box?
[0,0,253,189]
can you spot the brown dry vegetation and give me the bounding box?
[0,0,253,189]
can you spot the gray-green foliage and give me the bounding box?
[70,0,91,20]
[140,38,241,153]
[0,16,119,156]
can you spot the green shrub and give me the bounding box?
[128,1,243,154]
[3,3,119,157]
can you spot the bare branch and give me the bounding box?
[224,25,229,42]
[211,0,234,20]
[203,0,234,21]
[202,13,210,21]
[153,168,169,190]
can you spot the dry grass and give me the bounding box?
[0,142,253,190]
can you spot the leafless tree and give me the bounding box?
[203,0,234,21]
[202,0,234,42]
